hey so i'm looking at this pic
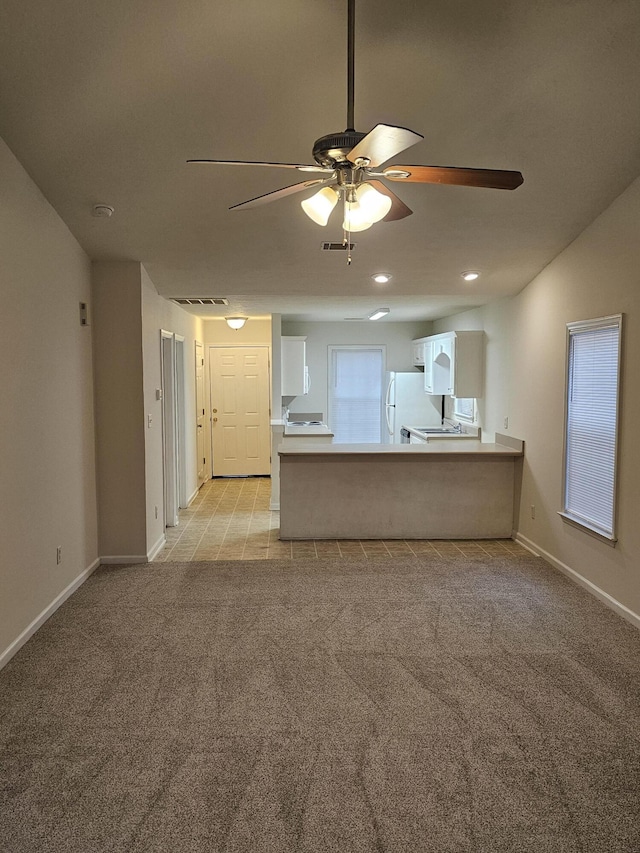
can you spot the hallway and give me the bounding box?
[154,478,530,562]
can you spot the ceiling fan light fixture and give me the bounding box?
[461,270,480,281]
[301,187,339,226]
[357,183,392,223]
[225,316,248,330]
[368,308,390,321]
[342,199,374,232]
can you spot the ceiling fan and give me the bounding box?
[188,0,523,246]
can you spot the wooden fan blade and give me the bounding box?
[229,178,333,211]
[188,159,331,174]
[347,124,424,168]
[383,165,524,190]
[367,180,413,221]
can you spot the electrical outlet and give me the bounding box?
[56,546,62,564]
[530,505,536,519]
[504,416,509,429]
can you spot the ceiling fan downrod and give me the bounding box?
[346,0,356,131]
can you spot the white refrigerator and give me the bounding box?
[383,371,442,443]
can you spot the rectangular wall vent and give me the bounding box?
[171,297,229,306]
[321,242,355,251]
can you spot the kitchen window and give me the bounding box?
[453,397,475,421]
[328,346,385,442]
[561,314,622,543]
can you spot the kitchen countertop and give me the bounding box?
[403,423,479,441]
[283,422,333,437]
[279,438,522,456]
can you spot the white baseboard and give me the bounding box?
[99,554,149,565]
[147,533,166,562]
[0,557,101,671]
[101,534,166,564]
[269,501,280,511]
[187,487,199,506]
[515,532,640,630]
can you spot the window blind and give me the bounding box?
[328,347,384,443]
[563,316,621,539]
[453,397,475,421]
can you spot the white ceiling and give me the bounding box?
[2,0,640,322]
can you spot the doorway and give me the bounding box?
[161,330,187,528]
[195,341,206,487]
[208,345,271,477]
[175,336,187,508]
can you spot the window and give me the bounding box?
[328,346,384,443]
[453,397,475,421]
[561,315,622,542]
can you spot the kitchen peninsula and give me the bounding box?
[278,435,523,540]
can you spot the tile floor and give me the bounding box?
[154,477,531,562]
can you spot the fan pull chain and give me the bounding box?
[343,195,352,264]
[344,228,352,265]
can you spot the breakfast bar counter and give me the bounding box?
[278,436,523,540]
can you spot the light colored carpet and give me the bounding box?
[1,554,640,852]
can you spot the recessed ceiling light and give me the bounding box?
[368,308,390,321]
[461,270,480,281]
[371,273,392,284]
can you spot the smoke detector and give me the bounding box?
[92,204,114,218]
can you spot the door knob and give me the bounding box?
[212,417,218,422]
[212,408,218,413]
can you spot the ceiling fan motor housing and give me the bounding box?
[312,131,366,168]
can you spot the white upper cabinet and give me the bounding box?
[423,331,484,397]
[411,337,428,366]
[281,336,309,396]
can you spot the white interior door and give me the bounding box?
[195,341,206,486]
[209,346,271,477]
[161,331,178,527]
[175,336,188,508]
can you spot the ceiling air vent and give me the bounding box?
[321,242,355,251]
[171,297,229,306]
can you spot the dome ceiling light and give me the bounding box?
[225,316,248,330]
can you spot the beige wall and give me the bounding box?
[93,263,204,561]
[434,176,640,620]
[202,317,272,347]
[141,270,203,552]
[270,314,283,508]
[0,137,98,661]
[92,261,148,559]
[281,320,434,417]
